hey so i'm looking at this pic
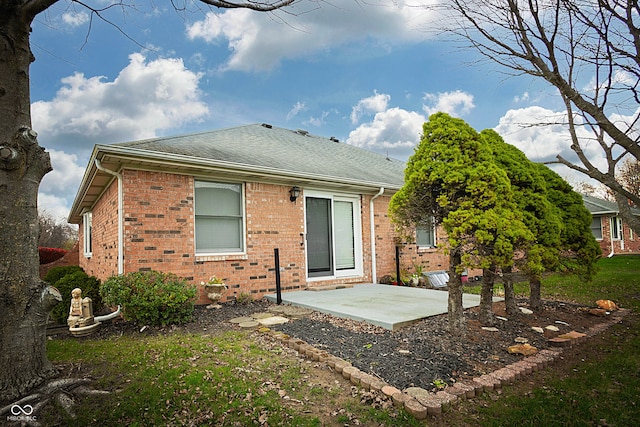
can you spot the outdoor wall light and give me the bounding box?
[289,186,301,202]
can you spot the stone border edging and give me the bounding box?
[260,308,629,420]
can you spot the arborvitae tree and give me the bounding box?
[390,113,531,332]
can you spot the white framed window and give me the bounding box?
[590,217,603,240]
[194,181,245,254]
[83,212,92,257]
[611,216,623,240]
[416,218,436,248]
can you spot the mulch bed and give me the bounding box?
[56,295,616,393]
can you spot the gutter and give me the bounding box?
[94,159,124,274]
[608,216,615,258]
[369,187,385,284]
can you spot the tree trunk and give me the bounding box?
[0,10,59,402]
[478,267,495,325]
[503,266,518,316]
[529,274,542,312]
[447,249,466,335]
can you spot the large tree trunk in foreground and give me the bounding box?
[447,249,466,335]
[0,7,59,402]
[478,267,495,325]
[502,266,518,316]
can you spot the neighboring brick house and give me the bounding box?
[582,194,640,256]
[68,124,449,304]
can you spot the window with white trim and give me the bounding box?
[590,217,603,240]
[416,219,436,248]
[611,216,623,240]
[194,181,244,254]
[83,212,92,257]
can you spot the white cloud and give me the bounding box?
[62,11,89,28]
[32,53,210,222]
[287,102,307,121]
[39,149,86,222]
[494,106,610,184]
[31,53,209,153]
[347,107,425,160]
[186,0,439,71]
[514,92,529,103]
[350,91,391,124]
[423,90,475,117]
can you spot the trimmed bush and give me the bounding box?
[101,271,196,326]
[48,270,102,324]
[44,265,84,286]
[39,247,67,264]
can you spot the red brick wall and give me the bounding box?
[81,169,453,304]
[79,178,119,279]
[596,215,640,255]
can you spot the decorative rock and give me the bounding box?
[589,308,608,317]
[382,385,401,398]
[482,327,500,332]
[398,349,411,355]
[496,316,508,321]
[507,343,538,356]
[531,326,545,333]
[558,331,587,343]
[545,325,560,332]
[555,320,570,326]
[596,299,619,311]
[519,307,534,315]
[514,337,529,343]
[404,398,429,419]
[548,337,572,347]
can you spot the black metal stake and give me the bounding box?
[395,245,402,286]
[274,248,282,304]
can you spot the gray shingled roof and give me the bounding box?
[582,194,640,216]
[113,123,406,187]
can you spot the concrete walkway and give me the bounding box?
[266,283,498,330]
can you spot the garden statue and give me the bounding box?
[67,288,100,336]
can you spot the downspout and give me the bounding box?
[608,216,615,258]
[369,187,385,284]
[94,159,124,274]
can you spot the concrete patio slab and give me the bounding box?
[265,283,501,330]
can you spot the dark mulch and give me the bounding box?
[52,297,610,392]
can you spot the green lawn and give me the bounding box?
[45,256,640,426]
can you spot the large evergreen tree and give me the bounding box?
[390,113,531,333]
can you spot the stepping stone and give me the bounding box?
[238,320,259,328]
[256,316,289,326]
[229,316,254,324]
[251,312,274,319]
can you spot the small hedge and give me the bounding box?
[44,266,102,324]
[100,271,196,326]
[39,247,68,264]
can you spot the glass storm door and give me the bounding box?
[305,195,361,278]
[306,197,333,277]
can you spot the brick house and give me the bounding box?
[582,194,640,256]
[68,124,449,304]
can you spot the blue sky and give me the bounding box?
[30,0,597,222]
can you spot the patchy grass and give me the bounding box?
[45,330,417,426]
